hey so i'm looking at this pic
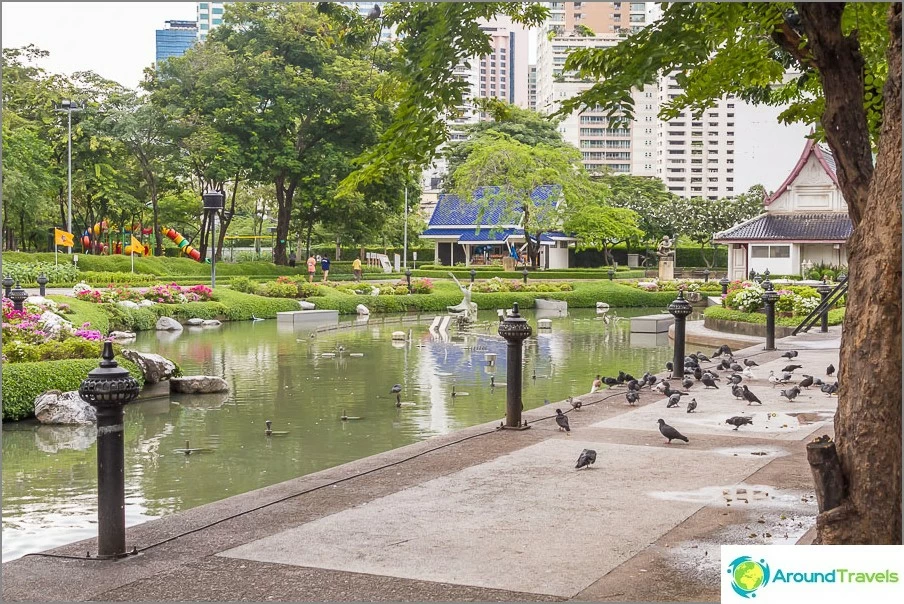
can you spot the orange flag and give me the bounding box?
[54,228,74,247]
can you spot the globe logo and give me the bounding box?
[727,556,771,598]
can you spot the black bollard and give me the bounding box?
[761,280,779,351]
[522,267,529,285]
[497,302,532,429]
[9,282,28,311]
[667,290,693,379]
[607,267,615,281]
[817,282,832,333]
[405,268,412,293]
[469,268,476,284]
[703,268,710,283]
[3,274,14,298]
[719,276,730,296]
[37,273,49,296]
[78,341,140,558]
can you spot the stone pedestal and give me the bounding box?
[658,259,674,281]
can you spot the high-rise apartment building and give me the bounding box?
[156,20,197,65]
[528,64,538,111]
[197,2,226,41]
[547,0,649,36]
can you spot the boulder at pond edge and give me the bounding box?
[34,391,97,425]
[156,316,184,331]
[170,376,229,394]
[122,349,177,384]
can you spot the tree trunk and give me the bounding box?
[808,3,902,545]
[152,192,162,256]
[273,177,293,265]
[335,235,341,261]
[306,221,313,258]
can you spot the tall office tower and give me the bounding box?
[547,1,649,36]
[197,2,226,40]
[156,20,198,65]
[528,64,538,111]
[656,74,737,199]
[536,3,656,177]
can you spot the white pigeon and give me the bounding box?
[742,367,755,380]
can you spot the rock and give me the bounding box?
[109,330,137,342]
[138,299,155,308]
[356,304,370,316]
[202,319,221,327]
[298,300,316,310]
[170,376,229,394]
[156,316,183,331]
[186,318,205,326]
[117,300,141,309]
[34,391,96,425]
[122,349,177,384]
[35,425,97,453]
[370,288,380,296]
[39,310,73,337]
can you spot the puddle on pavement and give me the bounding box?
[711,445,790,459]
[648,484,818,510]
[787,411,834,426]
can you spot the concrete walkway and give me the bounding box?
[2,328,840,602]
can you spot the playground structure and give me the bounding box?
[162,227,202,261]
[78,221,205,262]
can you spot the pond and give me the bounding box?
[1,307,680,561]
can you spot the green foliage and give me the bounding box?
[2,357,144,421]
[0,262,78,285]
[564,204,643,265]
[2,338,106,363]
[258,281,299,299]
[49,296,111,333]
[230,276,258,294]
[704,305,845,328]
[211,289,301,321]
[410,269,646,280]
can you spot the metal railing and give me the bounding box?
[792,275,848,335]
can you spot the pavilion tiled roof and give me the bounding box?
[427,185,558,227]
[714,213,852,242]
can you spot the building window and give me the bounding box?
[212,7,224,14]
[199,2,208,7]
[212,18,222,25]
[751,245,790,259]
[200,23,209,30]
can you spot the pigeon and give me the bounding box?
[813,377,824,386]
[703,370,721,381]
[682,377,694,389]
[627,379,640,392]
[701,374,719,389]
[665,361,674,376]
[798,375,814,389]
[742,367,755,380]
[742,385,762,405]
[658,419,689,443]
[569,397,583,411]
[782,371,793,382]
[666,393,681,408]
[782,364,803,373]
[781,350,798,360]
[555,409,571,433]
[779,386,801,402]
[616,371,626,384]
[768,370,785,387]
[725,416,754,431]
[624,372,636,382]
[821,382,839,396]
[728,373,743,385]
[686,398,697,413]
[719,358,733,371]
[390,384,402,394]
[743,358,759,367]
[695,352,711,363]
[730,363,743,372]
[713,344,732,357]
[366,3,382,20]
[626,391,639,405]
[603,376,618,387]
[731,384,745,400]
[646,375,659,388]
[575,448,597,469]
[826,364,836,377]
[661,382,688,397]
[693,366,703,381]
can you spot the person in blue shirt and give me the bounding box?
[321,256,330,282]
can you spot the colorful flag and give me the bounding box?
[54,228,75,247]
[130,235,143,254]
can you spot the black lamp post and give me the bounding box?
[703,268,710,283]
[761,280,779,351]
[667,290,693,379]
[79,341,140,558]
[469,268,476,284]
[202,191,225,289]
[405,268,412,293]
[719,276,730,296]
[9,282,28,311]
[3,274,14,298]
[522,267,529,285]
[817,282,832,333]
[607,267,615,281]
[497,302,532,429]
[749,269,757,281]
[37,273,49,296]
[762,268,771,280]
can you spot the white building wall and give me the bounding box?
[766,153,847,213]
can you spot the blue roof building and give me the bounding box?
[420,185,576,268]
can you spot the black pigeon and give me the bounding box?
[616,371,626,383]
[555,409,571,433]
[686,398,697,413]
[626,391,639,405]
[366,4,382,20]
[779,386,801,402]
[813,377,825,386]
[696,352,711,363]
[658,419,689,443]
[627,379,640,391]
[646,375,659,387]
[743,358,759,367]
[725,416,754,431]
[390,384,402,394]
[603,376,618,387]
[782,364,803,373]
[719,359,732,371]
[703,371,721,381]
[826,364,835,377]
[575,448,597,469]
[799,375,814,389]
[781,351,798,360]
[682,377,694,389]
[624,373,636,382]
[701,375,719,389]
[661,382,688,397]
[713,344,732,357]
[665,361,674,374]
[666,393,681,408]
[693,366,703,381]
[684,356,699,368]
[731,384,744,400]
[742,385,762,405]
[822,382,839,396]
[730,363,743,372]
[728,373,743,385]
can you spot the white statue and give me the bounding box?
[447,273,478,323]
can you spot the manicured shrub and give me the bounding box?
[230,276,259,294]
[257,281,299,299]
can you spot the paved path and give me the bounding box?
[2,328,840,602]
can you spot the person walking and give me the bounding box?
[307,255,316,283]
[321,256,331,282]
[352,257,362,282]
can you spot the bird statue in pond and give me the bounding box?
[657,419,689,444]
[555,409,571,434]
[265,420,288,436]
[725,416,753,431]
[390,384,402,394]
[575,449,596,470]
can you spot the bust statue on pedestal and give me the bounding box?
[657,235,676,281]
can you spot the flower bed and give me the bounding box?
[723,280,826,315]
[631,279,722,294]
[73,282,213,304]
[2,297,104,363]
[471,277,574,294]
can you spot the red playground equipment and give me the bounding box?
[162,227,202,261]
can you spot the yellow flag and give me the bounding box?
[130,235,143,254]
[54,228,74,247]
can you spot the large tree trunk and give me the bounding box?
[272,177,293,265]
[802,3,902,544]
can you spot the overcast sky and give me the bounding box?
[2,2,197,89]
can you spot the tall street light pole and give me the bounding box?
[55,100,83,253]
[403,186,408,270]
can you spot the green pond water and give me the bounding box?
[1,307,681,561]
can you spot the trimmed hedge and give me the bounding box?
[410,269,646,280]
[2,357,144,421]
[53,297,112,333]
[704,305,846,327]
